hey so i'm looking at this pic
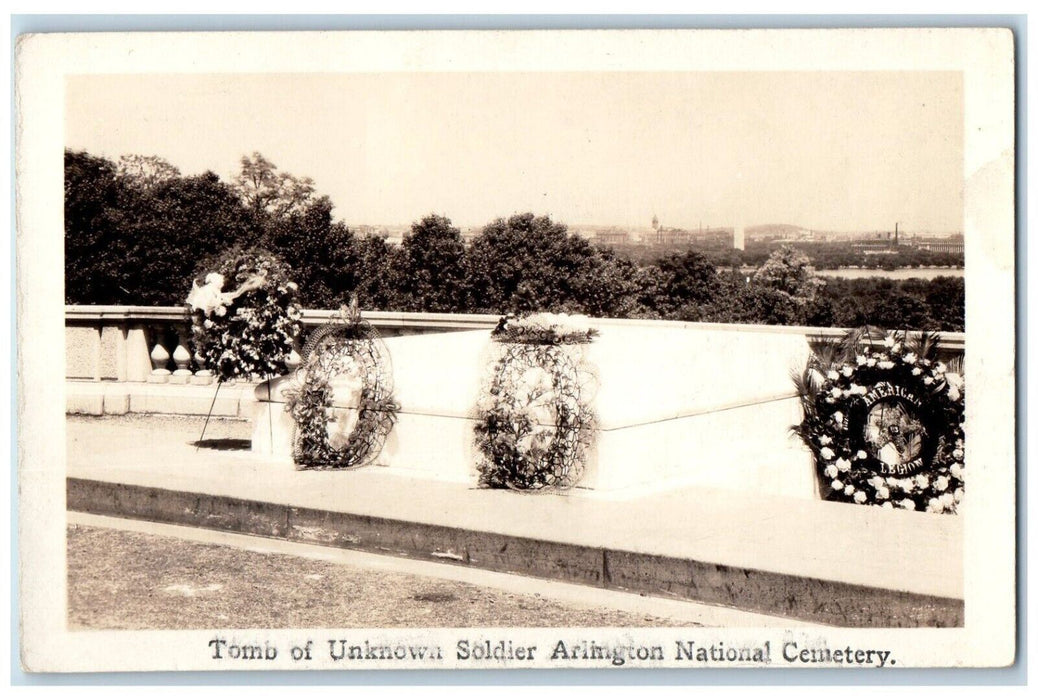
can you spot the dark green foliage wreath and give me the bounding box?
[793,327,965,514]
[283,303,399,470]
[188,247,301,382]
[474,314,598,491]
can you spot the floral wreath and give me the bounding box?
[187,248,302,382]
[283,301,399,470]
[793,327,965,514]
[473,313,598,491]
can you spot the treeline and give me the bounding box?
[611,240,964,270]
[65,149,964,332]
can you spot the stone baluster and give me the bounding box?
[148,339,171,383]
[170,345,193,385]
[168,325,192,384]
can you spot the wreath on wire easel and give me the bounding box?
[283,299,399,470]
[473,313,599,491]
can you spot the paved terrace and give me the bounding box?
[67,414,963,628]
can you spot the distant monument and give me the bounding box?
[733,224,745,251]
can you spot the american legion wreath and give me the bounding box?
[793,328,965,514]
[473,313,599,491]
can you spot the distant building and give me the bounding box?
[642,213,736,247]
[593,228,630,246]
[851,230,898,254]
[649,228,691,246]
[845,224,964,256]
[733,225,745,251]
[910,239,964,254]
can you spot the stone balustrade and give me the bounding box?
[65,304,965,418]
[65,306,502,384]
[64,306,502,417]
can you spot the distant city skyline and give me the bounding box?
[361,221,962,236]
[67,71,963,233]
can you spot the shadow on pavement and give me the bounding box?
[191,438,252,451]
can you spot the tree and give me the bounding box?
[860,292,933,331]
[262,195,360,308]
[465,213,564,313]
[637,249,722,318]
[735,244,827,325]
[121,171,258,304]
[924,276,965,332]
[752,245,824,302]
[391,214,468,312]
[352,234,397,310]
[65,149,135,303]
[464,212,639,316]
[230,152,404,311]
[698,281,802,325]
[116,154,181,189]
[585,248,644,318]
[234,151,316,220]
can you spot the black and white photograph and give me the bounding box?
[16,27,1016,673]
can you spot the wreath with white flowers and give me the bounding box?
[187,248,302,382]
[283,302,399,470]
[473,313,598,491]
[793,327,965,514]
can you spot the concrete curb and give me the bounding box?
[67,380,258,418]
[67,477,963,628]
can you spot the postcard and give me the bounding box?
[16,27,1016,672]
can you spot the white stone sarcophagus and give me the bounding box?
[253,320,818,498]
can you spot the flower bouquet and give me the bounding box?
[187,248,302,382]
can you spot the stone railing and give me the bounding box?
[64,306,502,385]
[66,304,966,387]
[66,306,193,384]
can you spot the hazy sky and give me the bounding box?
[67,71,963,232]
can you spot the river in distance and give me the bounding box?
[815,267,964,280]
[729,266,964,281]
